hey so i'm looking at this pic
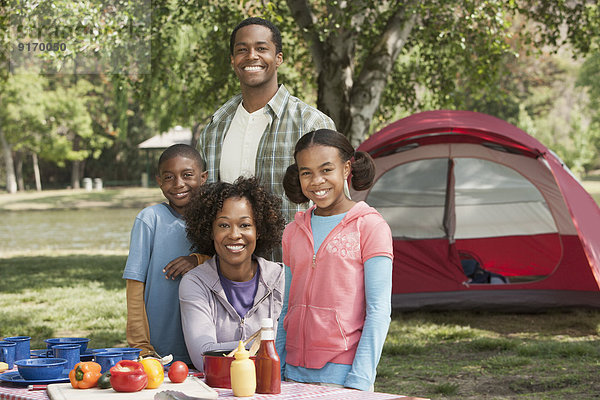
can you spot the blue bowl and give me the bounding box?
[44,338,90,355]
[92,347,141,360]
[15,358,67,380]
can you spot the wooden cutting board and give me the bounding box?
[47,376,217,400]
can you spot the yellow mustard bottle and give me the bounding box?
[230,340,256,397]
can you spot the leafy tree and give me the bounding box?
[42,80,98,188]
[0,72,50,192]
[576,51,600,171]
[1,0,147,191]
[0,71,113,191]
[578,51,600,127]
[139,1,246,141]
[0,0,16,192]
[508,50,599,176]
[287,0,599,144]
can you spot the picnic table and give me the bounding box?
[0,374,427,400]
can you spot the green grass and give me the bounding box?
[0,255,128,350]
[376,310,600,398]
[6,260,599,399]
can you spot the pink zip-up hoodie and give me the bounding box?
[282,201,393,369]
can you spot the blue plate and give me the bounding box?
[30,349,95,361]
[30,349,50,358]
[0,370,70,385]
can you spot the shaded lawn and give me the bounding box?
[0,255,128,350]
[378,310,600,399]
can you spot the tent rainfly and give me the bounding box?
[351,110,600,310]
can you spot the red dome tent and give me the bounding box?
[351,110,600,310]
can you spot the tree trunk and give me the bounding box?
[346,6,418,146]
[191,120,203,149]
[32,152,42,191]
[287,0,355,134]
[71,134,81,189]
[316,30,355,135]
[15,151,24,191]
[71,160,81,189]
[289,0,418,145]
[0,127,17,194]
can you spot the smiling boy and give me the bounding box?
[197,17,336,260]
[123,144,208,364]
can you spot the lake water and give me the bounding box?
[0,208,141,253]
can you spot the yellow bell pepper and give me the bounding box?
[140,358,164,389]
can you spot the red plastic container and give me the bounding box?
[203,351,256,389]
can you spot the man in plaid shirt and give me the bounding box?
[197,17,335,260]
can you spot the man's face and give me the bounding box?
[230,24,283,90]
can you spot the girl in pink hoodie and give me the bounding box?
[276,129,393,391]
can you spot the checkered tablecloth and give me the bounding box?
[214,382,412,399]
[0,384,48,400]
[0,373,419,400]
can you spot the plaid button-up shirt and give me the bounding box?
[197,84,336,225]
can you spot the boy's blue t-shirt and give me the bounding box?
[123,203,192,363]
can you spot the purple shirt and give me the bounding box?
[218,260,260,318]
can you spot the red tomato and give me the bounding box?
[168,361,188,383]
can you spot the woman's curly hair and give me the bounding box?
[184,176,285,258]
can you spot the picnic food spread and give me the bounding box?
[68,362,102,389]
[0,334,428,399]
[140,358,164,389]
[108,360,148,392]
[229,340,255,397]
[167,361,188,383]
[96,371,111,389]
[254,318,281,394]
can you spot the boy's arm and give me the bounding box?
[126,279,156,357]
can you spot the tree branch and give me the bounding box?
[286,0,325,73]
[347,2,419,144]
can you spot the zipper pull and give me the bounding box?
[312,254,316,268]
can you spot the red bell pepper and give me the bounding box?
[109,360,148,392]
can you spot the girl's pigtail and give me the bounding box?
[283,163,310,204]
[350,151,376,191]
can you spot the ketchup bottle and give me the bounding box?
[255,317,281,394]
